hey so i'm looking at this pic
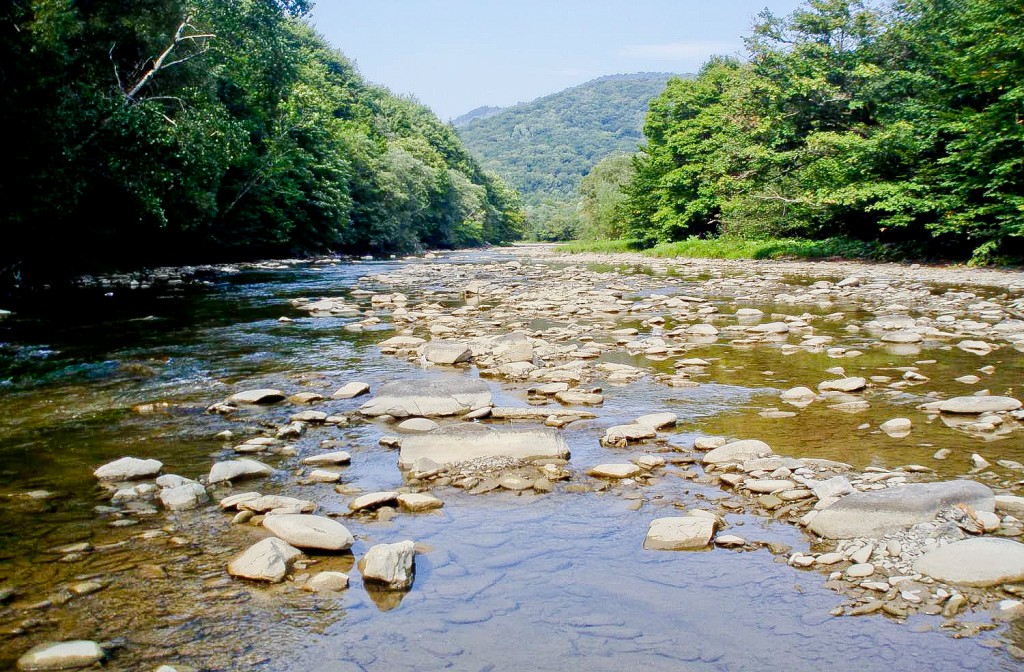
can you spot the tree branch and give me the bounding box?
[119,18,215,104]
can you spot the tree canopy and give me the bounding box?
[0,0,523,287]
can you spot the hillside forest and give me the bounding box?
[0,0,523,288]
[575,0,1024,264]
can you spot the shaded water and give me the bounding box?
[0,251,1020,670]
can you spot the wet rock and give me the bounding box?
[290,410,327,423]
[995,495,1024,518]
[703,439,773,465]
[818,377,867,393]
[227,537,303,583]
[208,459,274,484]
[239,495,315,514]
[397,493,444,512]
[397,418,439,433]
[932,396,1022,414]
[301,451,351,466]
[398,425,569,468]
[644,517,716,550]
[219,492,261,510]
[94,456,162,481]
[359,540,415,589]
[17,641,105,670]
[227,389,286,405]
[693,436,727,450]
[262,514,354,551]
[880,418,912,436]
[421,341,473,365]
[289,392,325,405]
[634,412,678,429]
[602,424,657,445]
[349,491,400,512]
[915,538,1024,587]
[587,464,641,479]
[304,571,349,593]
[554,390,604,406]
[159,481,209,511]
[499,475,534,491]
[359,378,492,418]
[809,480,995,539]
[331,382,370,399]
[715,534,746,547]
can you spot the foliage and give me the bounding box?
[617,0,1024,263]
[455,73,685,239]
[0,0,522,286]
[559,236,913,261]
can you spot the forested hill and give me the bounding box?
[455,73,683,208]
[0,1,523,288]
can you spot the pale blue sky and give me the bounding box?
[309,1,807,120]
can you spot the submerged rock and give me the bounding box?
[17,641,105,671]
[933,396,1022,414]
[359,378,492,417]
[397,425,569,468]
[915,538,1024,587]
[227,537,302,582]
[359,540,415,589]
[93,456,162,481]
[809,480,994,539]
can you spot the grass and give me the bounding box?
[556,236,903,261]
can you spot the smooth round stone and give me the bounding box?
[397,418,439,433]
[815,552,844,565]
[588,464,642,479]
[745,479,795,494]
[881,331,923,343]
[304,571,350,593]
[349,491,399,511]
[818,377,867,393]
[846,563,875,578]
[93,456,163,481]
[714,534,746,547]
[397,492,444,511]
[17,641,105,670]
[301,451,351,466]
[263,514,354,551]
[880,417,912,435]
[305,470,341,483]
[208,459,273,484]
[635,412,678,429]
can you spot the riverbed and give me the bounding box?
[1,246,1023,671]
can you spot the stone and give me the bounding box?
[881,331,923,344]
[635,412,678,430]
[359,378,491,418]
[289,392,324,405]
[304,571,350,593]
[208,459,274,484]
[93,456,162,481]
[818,377,867,393]
[693,436,727,450]
[846,563,875,578]
[359,540,415,589]
[397,493,444,512]
[227,389,286,405]
[714,535,746,547]
[159,481,209,511]
[809,480,995,539]
[644,517,716,550]
[17,641,105,671]
[995,495,1024,518]
[378,336,427,350]
[972,453,991,470]
[703,439,773,465]
[289,410,327,423]
[603,424,657,445]
[810,476,854,501]
[554,390,604,406]
[349,491,400,511]
[219,492,261,510]
[301,451,351,466]
[331,382,370,399]
[397,418,439,433]
[398,425,569,468]
[421,341,473,365]
[880,418,912,435]
[239,495,315,514]
[915,538,1024,587]
[262,514,354,551]
[305,469,341,483]
[227,537,303,583]
[935,396,1022,414]
[588,464,642,479]
[744,479,795,494]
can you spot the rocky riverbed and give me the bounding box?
[1,245,1023,670]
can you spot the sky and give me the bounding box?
[308,0,808,121]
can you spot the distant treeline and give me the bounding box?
[575,0,1024,263]
[0,0,523,287]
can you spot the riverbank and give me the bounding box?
[2,245,1023,670]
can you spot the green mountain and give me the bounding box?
[452,105,505,126]
[455,73,686,208]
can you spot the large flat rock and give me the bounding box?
[809,480,994,539]
[935,396,1022,414]
[915,538,1024,587]
[17,641,105,671]
[644,517,716,550]
[702,439,773,465]
[227,537,302,583]
[94,456,162,481]
[262,514,354,551]
[398,425,569,468]
[359,378,492,418]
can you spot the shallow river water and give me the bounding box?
[0,249,1022,671]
